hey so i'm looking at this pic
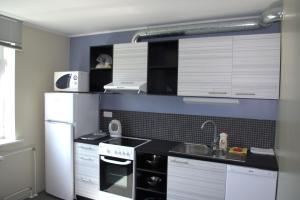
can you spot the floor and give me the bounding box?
[26,192,60,200]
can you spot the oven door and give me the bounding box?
[100,155,133,198]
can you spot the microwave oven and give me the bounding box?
[54,71,89,92]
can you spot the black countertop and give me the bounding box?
[75,136,278,171]
[168,148,278,171]
[136,139,180,156]
[74,135,112,145]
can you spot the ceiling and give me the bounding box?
[0,0,278,37]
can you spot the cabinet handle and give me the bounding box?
[79,177,92,183]
[208,92,228,95]
[170,159,189,165]
[79,146,93,150]
[79,156,94,161]
[235,92,256,96]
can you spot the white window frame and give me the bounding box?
[0,46,15,141]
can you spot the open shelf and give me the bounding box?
[135,188,166,200]
[137,168,167,175]
[147,40,178,95]
[136,187,166,195]
[135,152,167,200]
[89,45,113,92]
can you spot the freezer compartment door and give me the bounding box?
[45,92,74,123]
[225,165,277,200]
[45,121,74,200]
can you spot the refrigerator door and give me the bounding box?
[45,121,74,200]
[45,92,74,123]
[225,165,277,200]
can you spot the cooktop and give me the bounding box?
[103,137,150,148]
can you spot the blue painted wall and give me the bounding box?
[70,23,281,120]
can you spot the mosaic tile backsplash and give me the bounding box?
[100,110,276,148]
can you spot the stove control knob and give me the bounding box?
[127,152,130,156]
[107,149,110,154]
[114,150,118,154]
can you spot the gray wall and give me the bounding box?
[70,24,280,120]
[276,0,300,199]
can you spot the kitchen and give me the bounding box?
[0,0,299,200]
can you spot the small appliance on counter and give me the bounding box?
[109,119,122,137]
[79,130,107,140]
[54,71,89,92]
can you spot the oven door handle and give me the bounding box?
[100,156,132,166]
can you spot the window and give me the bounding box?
[0,46,15,141]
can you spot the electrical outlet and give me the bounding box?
[103,111,112,118]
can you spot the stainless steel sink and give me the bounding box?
[175,143,210,155]
[169,143,246,163]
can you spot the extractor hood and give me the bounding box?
[104,81,147,94]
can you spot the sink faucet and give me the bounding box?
[201,120,218,150]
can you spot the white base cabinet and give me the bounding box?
[167,156,227,200]
[225,165,277,200]
[167,157,278,200]
[74,142,99,200]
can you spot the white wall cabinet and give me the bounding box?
[178,33,280,99]
[113,42,148,83]
[167,156,227,200]
[178,36,233,97]
[232,34,280,99]
[74,142,99,200]
[225,165,277,200]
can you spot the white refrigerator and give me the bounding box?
[45,92,99,200]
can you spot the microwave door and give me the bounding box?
[56,74,71,89]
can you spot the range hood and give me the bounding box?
[104,81,147,94]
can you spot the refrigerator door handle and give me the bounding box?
[45,120,73,125]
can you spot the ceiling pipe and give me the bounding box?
[132,2,283,43]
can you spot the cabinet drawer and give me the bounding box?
[75,175,99,200]
[75,143,98,155]
[75,164,99,178]
[75,154,99,169]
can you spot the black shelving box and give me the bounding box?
[147,41,178,95]
[89,45,113,92]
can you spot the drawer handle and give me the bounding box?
[79,177,92,183]
[170,160,189,165]
[235,92,256,96]
[79,146,93,150]
[79,156,94,161]
[208,92,227,95]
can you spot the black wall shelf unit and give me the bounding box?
[135,153,168,200]
[147,41,178,95]
[89,45,113,92]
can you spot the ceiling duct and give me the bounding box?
[132,1,283,43]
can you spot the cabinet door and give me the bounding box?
[232,33,280,99]
[225,165,277,200]
[113,42,148,83]
[167,156,226,200]
[178,37,233,97]
[74,143,99,200]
